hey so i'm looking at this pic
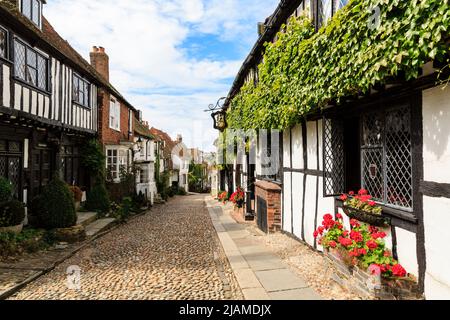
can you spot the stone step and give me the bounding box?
[76,212,98,227]
[85,218,116,237]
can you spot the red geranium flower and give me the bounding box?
[369,226,379,234]
[318,226,325,235]
[336,213,343,220]
[368,201,376,207]
[349,191,355,196]
[340,194,348,201]
[392,264,407,277]
[343,230,349,237]
[367,240,378,250]
[339,237,353,247]
[384,251,391,257]
[323,214,333,221]
[350,230,363,243]
[358,189,368,196]
[372,232,387,240]
[358,248,368,256]
[322,219,335,230]
[329,241,337,248]
[350,219,360,228]
[313,230,319,238]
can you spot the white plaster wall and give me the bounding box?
[316,177,335,252]
[424,196,450,299]
[423,85,450,183]
[395,228,419,277]
[303,175,317,247]
[283,129,291,168]
[291,124,304,169]
[283,172,292,233]
[306,121,318,170]
[2,64,10,107]
[292,172,304,240]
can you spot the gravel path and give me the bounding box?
[9,195,243,300]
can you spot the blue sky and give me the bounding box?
[44,0,279,151]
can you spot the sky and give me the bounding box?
[44,0,279,152]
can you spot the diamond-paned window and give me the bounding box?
[323,118,345,196]
[14,39,49,91]
[0,27,7,59]
[0,140,23,200]
[361,106,413,209]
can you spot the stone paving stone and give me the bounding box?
[255,269,308,292]
[242,287,270,300]
[9,195,243,300]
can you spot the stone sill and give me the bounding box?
[255,180,282,193]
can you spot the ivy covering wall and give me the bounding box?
[227,0,450,130]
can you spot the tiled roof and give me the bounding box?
[0,0,136,111]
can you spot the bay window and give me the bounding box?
[14,39,49,91]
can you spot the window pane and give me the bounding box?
[37,55,47,90]
[385,106,413,208]
[84,82,90,107]
[26,65,37,86]
[14,41,26,80]
[22,0,32,19]
[362,148,384,202]
[362,112,384,147]
[73,76,79,101]
[32,0,40,25]
[0,29,6,58]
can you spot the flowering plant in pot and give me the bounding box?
[218,191,229,204]
[340,189,389,227]
[315,214,408,280]
[230,187,245,208]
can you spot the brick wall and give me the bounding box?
[255,180,282,233]
[98,89,133,145]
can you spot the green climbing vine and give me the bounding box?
[228,0,450,130]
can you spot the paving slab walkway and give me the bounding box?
[206,197,322,300]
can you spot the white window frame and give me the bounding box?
[106,147,128,182]
[109,98,120,131]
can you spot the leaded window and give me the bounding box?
[361,106,413,209]
[73,74,90,108]
[323,118,345,196]
[21,0,42,27]
[14,39,49,91]
[0,27,7,59]
[315,0,350,29]
[0,140,23,199]
[61,146,81,186]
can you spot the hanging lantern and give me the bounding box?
[212,110,227,132]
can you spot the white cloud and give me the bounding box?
[44,0,278,151]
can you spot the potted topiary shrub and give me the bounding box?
[0,177,25,234]
[31,176,84,243]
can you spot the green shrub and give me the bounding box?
[32,177,77,229]
[0,200,25,227]
[132,192,147,211]
[177,187,187,196]
[113,197,132,223]
[0,177,12,203]
[86,183,111,214]
[0,229,49,258]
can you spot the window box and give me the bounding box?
[342,205,391,227]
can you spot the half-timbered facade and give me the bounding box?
[0,0,101,206]
[220,0,450,299]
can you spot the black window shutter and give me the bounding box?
[323,117,345,197]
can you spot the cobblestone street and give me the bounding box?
[9,195,243,300]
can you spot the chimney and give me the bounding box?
[90,46,109,81]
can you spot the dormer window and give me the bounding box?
[20,0,43,28]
